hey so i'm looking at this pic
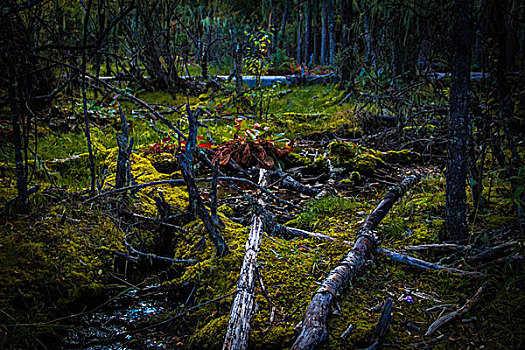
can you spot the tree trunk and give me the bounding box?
[8,84,29,213]
[445,0,473,241]
[292,175,419,350]
[296,1,303,64]
[180,106,229,257]
[279,6,288,52]
[304,0,311,65]
[340,0,355,83]
[115,106,133,189]
[363,14,375,68]
[327,0,335,66]
[312,0,319,65]
[320,0,328,65]
[223,169,268,350]
[341,0,352,47]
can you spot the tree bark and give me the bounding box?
[81,0,97,194]
[363,14,375,68]
[327,0,335,66]
[223,169,268,350]
[296,1,303,64]
[115,105,133,189]
[179,106,229,257]
[304,0,311,65]
[320,0,328,65]
[445,0,473,241]
[291,175,419,350]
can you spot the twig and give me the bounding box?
[84,176,302,210]
[123,210,188,233]
[425,284,487,336]
[127,291,237,334]
[467,241,518,264]
[123,237,198,264]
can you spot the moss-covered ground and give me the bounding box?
[0,81,523,349]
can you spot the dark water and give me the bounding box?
[59,285,176,350]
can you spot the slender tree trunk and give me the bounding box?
[296,1,303,64]
[8,84,29,213]
[327,0,335,66]
[363,15,376,68]
[320,0,328,65]
[279,6,288,52]
[340,0,355,83]
[304,0,311,65]
[341,0,352,47]
[312,0,319,65]
[82,0,97,194]
[445,0,473,241]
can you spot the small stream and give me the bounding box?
[59,286,178,349]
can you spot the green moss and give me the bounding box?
[384,149,422,164]
[282,152,312,168]
[328,140,384,175]
[189,315,229,349]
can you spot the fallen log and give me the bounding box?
[291,175,419,350]
[223,169,268,350]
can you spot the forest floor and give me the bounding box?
[0,80,523,349]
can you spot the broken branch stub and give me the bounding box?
[291,175,419,350]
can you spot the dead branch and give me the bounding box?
[377,248,483,277]
[223,169,268,350]
[467,241,518,264]
[403,243,469,252]
[291,175,419,350]
[123,234,198,264]
[425,284,487,336]
[267,170,319,196]
[84,176,302,210]
[122,210,188,233]
[371,299,393,345]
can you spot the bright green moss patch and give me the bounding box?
[0,204,124,347]
[329,140,385,175]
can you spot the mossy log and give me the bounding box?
[291,174,419,350]
[223,169,268,350]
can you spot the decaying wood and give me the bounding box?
[122,242,197,264]
[377,247,483,277]
[291,175,419,350]
[223,170,268,350]
[425,284,486,336]
[403,243,469,252]
[115,104,133,189]
[340,323,354,340]
[267,170,319,196]
[315,154,343,199]
[467,241,518,264]
[372,298,393,342]
[179,106,229,257]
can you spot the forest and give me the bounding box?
[0,0,524,349]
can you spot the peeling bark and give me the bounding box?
[223,169,268,350]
